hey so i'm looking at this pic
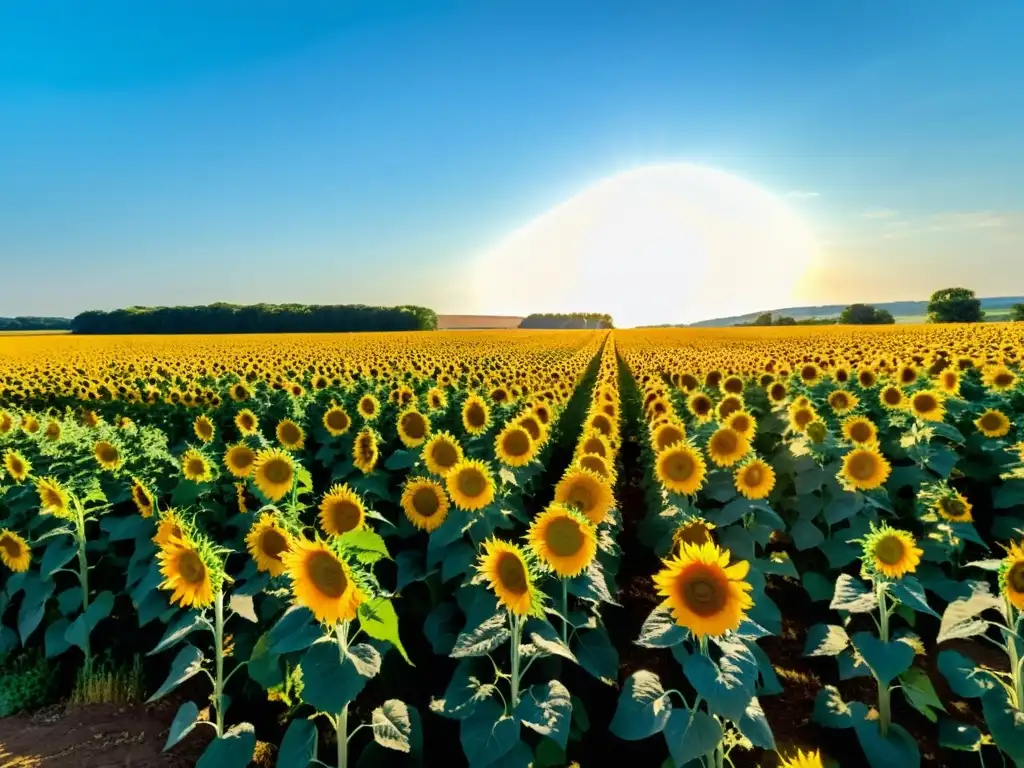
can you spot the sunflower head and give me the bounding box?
[1000,541,1024,610]
[358,394,380,421]
[687,392,714,422]
[554,467,613,525]
[655,442,707,496]
[779,749,825,768]
[158,531,224,609]
[276,419,306,451]
[36,476,72,518]
[935,491,972,523]
[880,385,905,410]
[768,382,788,403]
[652,422,686,452]
[252,448,296,502]
[352,429,379,474]
[909,390,945,422]
[224,443,257,478]
[446,458,497,512]
[734,458,775,500]
[527,503,598,578]
[182,448,213,483]
[475,538,544,617]
[827,389,859,415]
[495,424,536,468]
[576,453,613,481]
[131,478,155,518]
[235,409,259,436]
[984,365,1018,393]
[153,508,188,548]
[461,395,491,436]
[194,415,215,444]
[840,445,891,491]
[842,415,878,445]
[707,427,750,468]
[716,395,744,422]
[397,409,431,448]
[43,421,62,441]
[323,406,352,437]
[246,511,293,577]
[422,432,464,477]
[862,524,922,580]
[282,536,367,625]
[0,412,13,434]
[94,440,122,471]
[401,477,450,532]
[672,517,716,549]
[318,484,367,536]
[652,541,753,638]
[976,409,1012,439]
[3,449,32,483]
[0,529,31,573]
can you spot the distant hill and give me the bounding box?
[437,315,523,330]
[685,296,1024,328]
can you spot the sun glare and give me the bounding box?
[471,163,821,327]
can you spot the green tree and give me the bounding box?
[752,312,774,326]
[1010,303,1024,322]
[928,287,984,323]
[774,315,796,326]
[839,304,895,325]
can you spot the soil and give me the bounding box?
[0,700,209,768]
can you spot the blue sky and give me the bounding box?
[2,1,1022,322]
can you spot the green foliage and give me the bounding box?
[70,302,438,334]
[839,303,896,325]
[0,316,71,331]
[1011,303,1024,322]
[0,651,57,716]
[519,312,614,329]
[928,287,984,323]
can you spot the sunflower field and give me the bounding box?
[0,325,1023,768]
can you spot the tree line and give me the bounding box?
[519,313,615,329]
[0,317,72,332]
[70,303,438,335]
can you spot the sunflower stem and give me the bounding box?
[509,613,523,711]
[74,497,92,681]
[336,621,351,768]
[560,579,569,645]
[213,588,226,737]
[1006,597,1024,709]
[876,580,891,737]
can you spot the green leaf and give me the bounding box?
[384,449,416,470]
[149,611,206,656]
[887,577,938,618]
[164,701,200,751]
[926,445,959,478]
[610,670,672,741]
[850,632,915,686]
[56,586,84,617]
[820,538,861,569]
[423,602,460,655]
[65,590,115,652]
[984,687,1024,764]
[460,698,520,767]
[372,699,413,752]
[452,613,511,659]
[938,718,982,752]
[790,519,824,551]
[683,652,753,722]
[41,539,77,578]
[853,717,921,768]
[823,491,861,524]
[802,572,834,603]
[514,681,572,749]
[246,633,284,689]
[429,659,497,720]
[937,586,1001,644]
[147,644,205,702]
[44,617,72,658]
[938,650,991,698]
[533,738,567,768]
[396,550,428,590]
[813,685,861,729]
[830,574,878,614]
[737,697,775,750]
[340,529,391,565]
[566,560,618,605]
[269,606,322,654]
[442,543,476,583]
[276,718,317,768]
[899,667,945,723]
[18,575,55,643]
[358,598,410,663]
[637,606,688,648]
[663,708,723,767]
[803,624,850,657]
[573,628,618,685]
[196,722,256,768]
[995,480,1024,509]
[301,640,381,713]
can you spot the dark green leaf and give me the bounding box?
[44,617,72,658]
[41,539,77,578]
[683,652,754,722]
[423,601,460,655]
[813,685,862,729]
[269,606,322,654]
[938,718,982,752]
[514,680,571,749]
[196,722,256,768]
[637,606,688,648]
[737,697,775,750]
[663,708,723,767]
[372,699,412,752]
[452,613,510,658]
[164,701,200,751]
[803,624,849,657]
[995,480,1024,509]
[573,628,619,685]
[887,577,938,618]
[802,572,834,602]
[830,574,878,613]
[246,633,283,689]
[56,586,84,616]
[300,640,381,713]
[460,698,520,768]
[851,632,915,685]
[853,718,920,768]
[937,586,1001,643]
[899,667,944,723]
[65,590,114,652]
[276,719,317,767]
[429,659,496,720]
[937,650,991,698]
[150,611,206,656]
[384,449,416,470]
[147,644,205,702]
[610,670,672,741]
[790,519,824,551]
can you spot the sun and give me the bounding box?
[470,163,820,326]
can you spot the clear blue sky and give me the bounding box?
[2,1,1022,322]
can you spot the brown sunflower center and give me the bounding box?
[502,429,531,458]
[132,487,150,508]
[565,478,595,511]
[186,458,207,477]
[326,410,350,431]
[401,413,427,440]
[230,447,255,470]
[520,418,542,441]
[591,415,611,436]
[327,500,362,532]
[743,464,763,487]
[676,522,712,547]
[995,372,1015,388]
[279,422,302,445]
[239,413,256,430]
[197,420,213,439]
[177,550,207,585]
[0,535,23,559]
[456,468,486,498]
[98,443,119,463]
[545,517,583,557]
[465,402,487,428]
[848,421,874,443]
[730,415,751,434]
[874,536,906,565]
[357,436,375,462]
[679,565,727,616]
[883,388,902,405]
[770,383,787,401]
[719,399,742,420]
[848,452,879,481]
[692,397,712,416]
[724,378,743,394]
[800,365,817,381]
[913,393,938,413]
[430,440,458,469]
[663,450,695,482]
[830,393,849,410]
[412,487,441,517]
[655,426,684,451]
[307,551,347,599]
[1008,563,1024,593]
[263,458,293,485]
[711,430,739,456]
[496,552,529,595]
[579,455,609,477]
[980,413,1005,431]
[940,497,967,518]
[260,528,289,561]
[900,368,917,384]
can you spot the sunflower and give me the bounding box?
[461,395,491,436]
[840,445,891,491]
[879,385,905,410]
[518,414,548,445]
[672,518,716,549]
[397,409,431,448]
[246,512,293,577]
[983,365,1018,393]
[276,419,305,451]
[577,453,613,480]
[935,491,972,523]
[3,449,31,482]
[909,390,945,422]
[863,524,922,579]
[153,509,186,548]
[937,369,961,396]
[476,538,540,617]
[43,421,61,441]
[194,415,215,443]
[181,449,213,483]
[896,364,919,387]
[252,448,295,502]
[554,467,614,525]
[734,458,775,500]
[234,409,259,436]
[652,422,686,452]
[653,541,753,638]
[224,443,256,478]
[36,476,72,518]
[724,411,756,441]
[655,443,707,496]
[422,432,464,476]
[976,409,1012,438]
[716,395,744,422]
[318,484,366,536]
[282,537,365,624]
[722,375,745,395]
[827,389,859,415]
[399,478,450,532]
[687,392,714,423]
[94,440,122,471]
[21,415,39,434]
[158,537,216,608]
[806,419,829,444]
[323,405,352,437]
[495,424,536,467]
[779,749,825,768]
[768,382,788,404]
[0,412,12,434]
[446,458,496,511]
[0,529,31,572]
[426,387,447,411]
[236,482,260,515]
[528,503,598,578]
[358,394,380,422]
[799,363,821,385]
[131,478,155,518]
[842,415,878,445]
[352,429,379,474]
[229,381,252,402]
[706,427,750,468]
[1001,541,1024,610]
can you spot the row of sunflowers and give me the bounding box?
[1,324,1023,767]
